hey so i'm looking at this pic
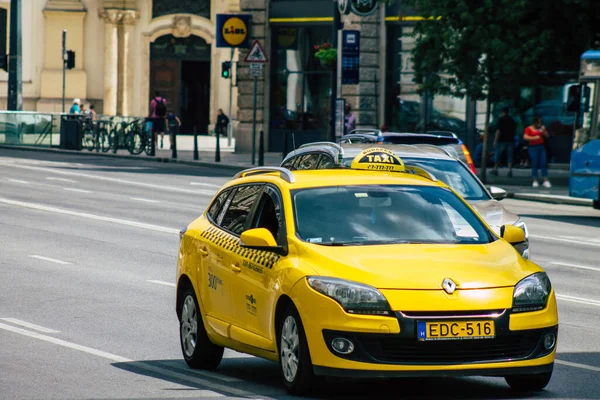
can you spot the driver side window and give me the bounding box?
[251,187,283,242]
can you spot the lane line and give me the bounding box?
[130,197,160,203]
[8,179,29,184]
[190,182,222,188]
[29,255,72,265]
[529,234,600,248]
[556,294,600,307]
[0,322,270,398]
[0,197,179,235]
[147,280,176,287]
[556,359,600,373]
[156,360,242,383]
[0,318,60,334]
[550,262,600,273]
[0,161,216,196]
[47,177,77,183]
[64,188,92,194]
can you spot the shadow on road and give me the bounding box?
[520,214,600,228]
[110,354,600,399]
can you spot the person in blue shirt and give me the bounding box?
[69,98,81,114]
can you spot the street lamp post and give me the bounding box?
[330,0,341,142]
[7,0,22,111]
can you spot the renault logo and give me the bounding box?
[442,278,457,294]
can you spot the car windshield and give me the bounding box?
[341,157,489,201]
[292,185,493,246]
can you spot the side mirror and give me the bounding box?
[500,225,526,245]
[240,228,285,255]
[488,186,507,201]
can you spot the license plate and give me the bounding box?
[417,320,495,341]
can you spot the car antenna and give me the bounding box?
[292,132,296,150]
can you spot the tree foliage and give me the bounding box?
[405,0,600,101]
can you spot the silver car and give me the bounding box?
[281,142,529,258]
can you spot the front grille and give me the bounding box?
[357,330,541,364]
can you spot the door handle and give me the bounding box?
[199,247,209,257]
[231,264,242,273]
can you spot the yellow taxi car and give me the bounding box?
[175,148,558,395]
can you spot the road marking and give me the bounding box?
[157,360,242,383]
[556,359,600,373]
[64,188,92,194]
[47,177,77,183]
[28,255,72,265]
[0,197,179,235]
[0,322,269,398]
[556,294,600,307]
[147,280,176,287]
[0,318,60,334]
[529,234,600,248]
[0,161,216,196]
[130,197,160,203]
[8,179,29,184]
[551,262,600,273]
[190,182,222,188]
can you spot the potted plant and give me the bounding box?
[314,43,337,68]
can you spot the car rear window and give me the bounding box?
[382,136,460,145]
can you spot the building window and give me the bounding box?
[152,0,210,19]
[270,26,332,132]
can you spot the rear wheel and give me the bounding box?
[277,304,316,395]
[505,369,553,392]
[179,287,223,369]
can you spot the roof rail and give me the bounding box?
[405,166,438,182]
[425,130,459,139]
[233,167,296,183]
[413,143,455,158]
[298,141,344,154]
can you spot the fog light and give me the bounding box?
[331,337,354,355]
[543,332,556,350]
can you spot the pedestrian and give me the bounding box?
[344,103,356,134]
[80,103,86,116]
[69,98,81,114]
[87,104,97,120]
[215,109,229,137]
[167,111,181,149]
[523,116,551,188]
[149,91,167,149]
[491,107,516,177]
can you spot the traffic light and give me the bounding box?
[221,61,231,79]
[66,50,75,70]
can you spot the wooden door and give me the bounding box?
[150,60,180,117]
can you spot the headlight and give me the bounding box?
[514,219,529,238]
[307,277,391,316]
[513,272,551,313]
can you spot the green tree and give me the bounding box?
[406,0,600,180]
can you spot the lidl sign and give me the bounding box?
[216,14,252,48]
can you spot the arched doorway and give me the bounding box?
[150,34,211,133]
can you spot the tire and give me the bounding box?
[505,369,553,392]
[82,128,95,151]
[128,132,144,155]
[277,304,316,395]
[179,287,223,370]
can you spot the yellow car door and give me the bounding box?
[228,186,285,350]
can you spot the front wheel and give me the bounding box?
[505,369,553,392]
[179,288,223,370]
[278,304,316,395]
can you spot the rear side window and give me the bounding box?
[207,189,230,222]
[281,157,297,170]
[318,155,336,169]
[219,185,263,235]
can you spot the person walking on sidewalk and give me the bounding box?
[149,91,167,149]
[491,107,516,177]
[215,109,229,137]
[524,116,551,188]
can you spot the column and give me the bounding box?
[121,11,139,116]
[99,10,120,116]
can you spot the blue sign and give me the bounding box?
[342,30,360,85]
[216,14,252,48]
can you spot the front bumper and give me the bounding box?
[291,279,558,376]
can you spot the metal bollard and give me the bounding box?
[171,125,178,159]
[193,126,199,160]
[95,122,100,153]
[150,125,156,157]
[258,130,264,167]
[112,123,118,154]
[215,128,221,162]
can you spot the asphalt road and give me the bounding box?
[0,149,599,400]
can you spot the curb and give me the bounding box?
[0,144,265,173]
[508,192,593,207]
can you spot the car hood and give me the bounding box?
[470,199,518,235]
[299,240,540,290]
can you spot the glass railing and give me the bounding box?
[0,111,58,147]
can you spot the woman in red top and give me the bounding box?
[523,117,551,188]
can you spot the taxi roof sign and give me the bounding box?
[350,147,405,172]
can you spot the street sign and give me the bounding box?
[245,40,268,64]
[250,63,263,78]
[342,30,360,85]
